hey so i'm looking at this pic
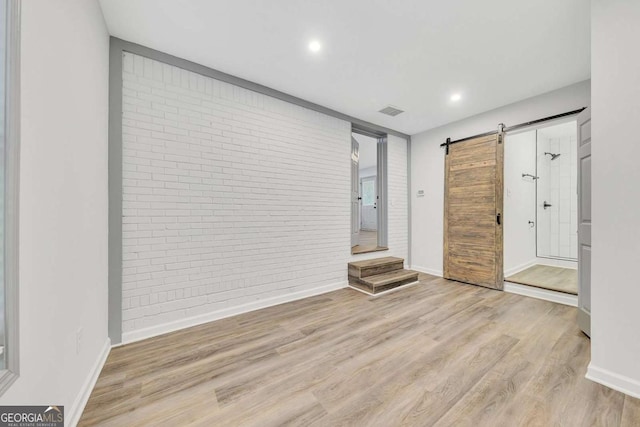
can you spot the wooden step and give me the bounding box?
[348,257,405,279]
[349,269,419,295]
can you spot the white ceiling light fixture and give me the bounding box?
[450,93,462,102]
[308,39,322,53]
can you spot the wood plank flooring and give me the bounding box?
[506,264,578,295]
[79,274,637,426]
[357,229,377,247]
[352,230,386,254]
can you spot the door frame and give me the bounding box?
[351,129,388,252]
[576,108,591,336]
[376,136,388,247]
[502,114,582,270]
[508,116,580,263]
[351,136,360,247]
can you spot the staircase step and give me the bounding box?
[348,257,405,279]
[349,269,419,295]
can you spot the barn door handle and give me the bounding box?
[497,213,501,225]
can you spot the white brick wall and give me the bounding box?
[121,52,408,339]
[387,135,409,261]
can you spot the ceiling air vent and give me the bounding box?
[378,105,405,117]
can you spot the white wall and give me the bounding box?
[353,133,377,170]
[0,0,110,424]
[536,126,578,260]
[121,52,409,342]
[588,0,640,398]
[410,80,590,276]
[503,131,536,275]
[387,134,409,262]
[359,166,376,179]
[503,128,579,277]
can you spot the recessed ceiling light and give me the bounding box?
[450,93,462,102]
[308,40,322,53]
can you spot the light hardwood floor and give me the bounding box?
[352,230,386,254]
[357,229,377,247]
[80,274,639,426]
[506,264,578,295]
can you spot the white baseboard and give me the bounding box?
[505,259,578,278]
[586,363,640,399]
[504,282,577,307]
[535,257,577,269]
[409,265,443,277]
[504,260,537,277]
[67,337,111,427]
[347,280,420,297]
[120,281,348,345]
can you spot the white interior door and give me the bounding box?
[360,176,377,230]
[577,108,591,336]
[351,137,360,247]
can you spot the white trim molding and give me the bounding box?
[348,281,420,297]
[120,281,348,345]
[0,0,21,397]
[409,265,443,277]
[586,364,640,399]
[504,282,577,307]
[504,260,537,278]
[67,338,111,427]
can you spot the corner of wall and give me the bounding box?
[67,338,111,426]
[586,363,640,400]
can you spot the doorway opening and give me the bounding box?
[351,130,388,254]
[440,107,587,317]
[504,119,578,296]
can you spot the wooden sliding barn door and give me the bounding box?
[444,133,504,290]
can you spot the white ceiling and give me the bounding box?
[99,0,590,135]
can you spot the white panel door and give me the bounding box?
[360,176,377,230]
[577,108,591,336]
[351,137,360,247]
